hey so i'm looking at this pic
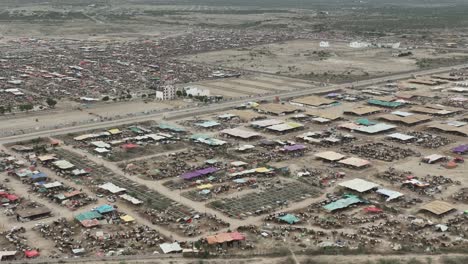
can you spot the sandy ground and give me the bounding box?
[0,3,467,263]
[0,70,466,261]
[180,40,468,80]
[0,74,315,135]
[0,99,187,136]
[13,253,468,264]
[182,74,317,98]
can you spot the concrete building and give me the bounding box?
[155,85,176,100]
[349,41,370,48]
[319,41,330,48]
[185,86,210,97]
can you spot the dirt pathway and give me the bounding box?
[0,146,209,242]
[115,147,188,163]
[60,145,330,230]
[61,145,238,225]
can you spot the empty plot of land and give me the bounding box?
[227,79,298,92]
[186,74,314,98]
[254,75,315,88]
[181,40,468,82]
[205,81,269,95]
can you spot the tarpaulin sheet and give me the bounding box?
[181,167,218,180]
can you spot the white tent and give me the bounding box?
[99,182,126,194]
[339,178,379,193]
[376,189,404,202]
[160,242,182,254]
[119,194,143,205]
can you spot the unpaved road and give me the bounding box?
[1,63,467,145]
[5,253,468,264]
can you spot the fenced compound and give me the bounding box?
[209,182,320,218]
[52,148,194,219]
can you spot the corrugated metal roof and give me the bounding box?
[323,196,362,212]
[421,200,455,215]
[338,178,379,193]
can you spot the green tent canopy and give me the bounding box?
[356,118,376,126]
[278,214,300,224]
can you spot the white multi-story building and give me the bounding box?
[155,85,176,100]
[184,86,210,97]
[349,41,370,48]
[319,41,330,48]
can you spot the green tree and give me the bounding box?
[46,97,57,108]
[19,104,33,112]
[102,96,110,101]
[176,90,182,97]
[0,106,5,115]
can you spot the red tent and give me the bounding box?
[80,219,100,228]
[50,139,60,146]
[363,207,383,214]
[0,192,19,202]
[79,60,90,66]
[6,194,19,202]
[121,143,138,150]
[230,232,246,241]
[24,250,40,258]
[445,161,458,169]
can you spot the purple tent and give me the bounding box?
[181,167,219,180]
[326,93,340,98]
[452,144,468,154]
[283,145,306,152]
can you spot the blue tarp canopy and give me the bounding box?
[158,123,185,132]
[278,214,300,224]
[75,211,102,222]
[94,204,115,214]
[323,195,362,212]
[195,121,220,128]
[31,172,47,180]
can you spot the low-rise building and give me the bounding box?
[184,86,210,97]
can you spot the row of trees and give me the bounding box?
[0,103,33,114]
[176,90,187,97]
[101,94,132,102]
[176,90,210,102]
[0,97,57,115]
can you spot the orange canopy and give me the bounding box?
[206,232,245,245]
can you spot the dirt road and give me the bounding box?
[2,63,467,145]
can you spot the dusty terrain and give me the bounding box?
[0,1,468,264]
[181,40,468,82]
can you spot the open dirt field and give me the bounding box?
[181,74,317,98]
[180,40,468,82]
[1,1,468,263]
[0,100,187,138]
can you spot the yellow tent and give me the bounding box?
[249,102,260,108]
[120,215,135,222]
[108,129,121,135]
[255,167,270,173]
[197,184,213,190]
[287,122,303,128]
